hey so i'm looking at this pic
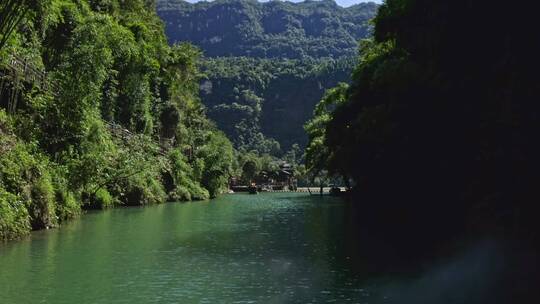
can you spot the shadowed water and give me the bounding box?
[0,193,516,303]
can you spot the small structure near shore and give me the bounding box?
[229,161,297,192]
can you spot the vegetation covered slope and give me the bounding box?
[306,0,540,238]
[201,56,356,151]
[0,0,234,241]
[157,0,377,58]
[157,0,378,152]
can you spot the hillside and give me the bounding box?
[157,0,378,59]
[157,0,378,152]
[201,56,356,151]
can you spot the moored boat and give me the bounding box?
[248,185,258,194]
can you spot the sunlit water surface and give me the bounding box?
[0,193,508,303]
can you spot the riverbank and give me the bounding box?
[1,99,233,242]
[1,187,333,243]
[228,187,347,193]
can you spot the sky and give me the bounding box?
[185,0,383,8]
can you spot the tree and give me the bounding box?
[242,160,259,184]
[0,1,49,50]
[198,132,235,197]
[304,82,348,177]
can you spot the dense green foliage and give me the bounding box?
[307,0,540,235]
[157,0,377,152]
[157,0,377,59]
[202,56,356,151]
[304,82,348,177]
[0,0,234,241]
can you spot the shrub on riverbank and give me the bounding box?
[0,187,30,241]
[0,125,61,234]
[166,149,210,201]
[116,174,167,206]
[54,184,80,220]
[27,173,57,230]
[91,188,114,209]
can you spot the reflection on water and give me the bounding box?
[0,193,523,303]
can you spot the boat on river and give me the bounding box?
[248,185,258,194]
[329,187,342,196]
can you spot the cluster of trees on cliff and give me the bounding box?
[306,0,539,235]
[0,0,235,241]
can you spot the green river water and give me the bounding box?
[0,193,511,303]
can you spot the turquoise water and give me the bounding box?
[0,193,510,303]
[0,193,377,303]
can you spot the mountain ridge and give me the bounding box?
[157,0,378,59]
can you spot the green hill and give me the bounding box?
[157,0,378,152]
[157,0,378,59]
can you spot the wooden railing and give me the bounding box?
[4,54,55,91]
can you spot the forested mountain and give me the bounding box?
[158,0,378,58]
[157,0,378,152]
[1,0,234,240]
